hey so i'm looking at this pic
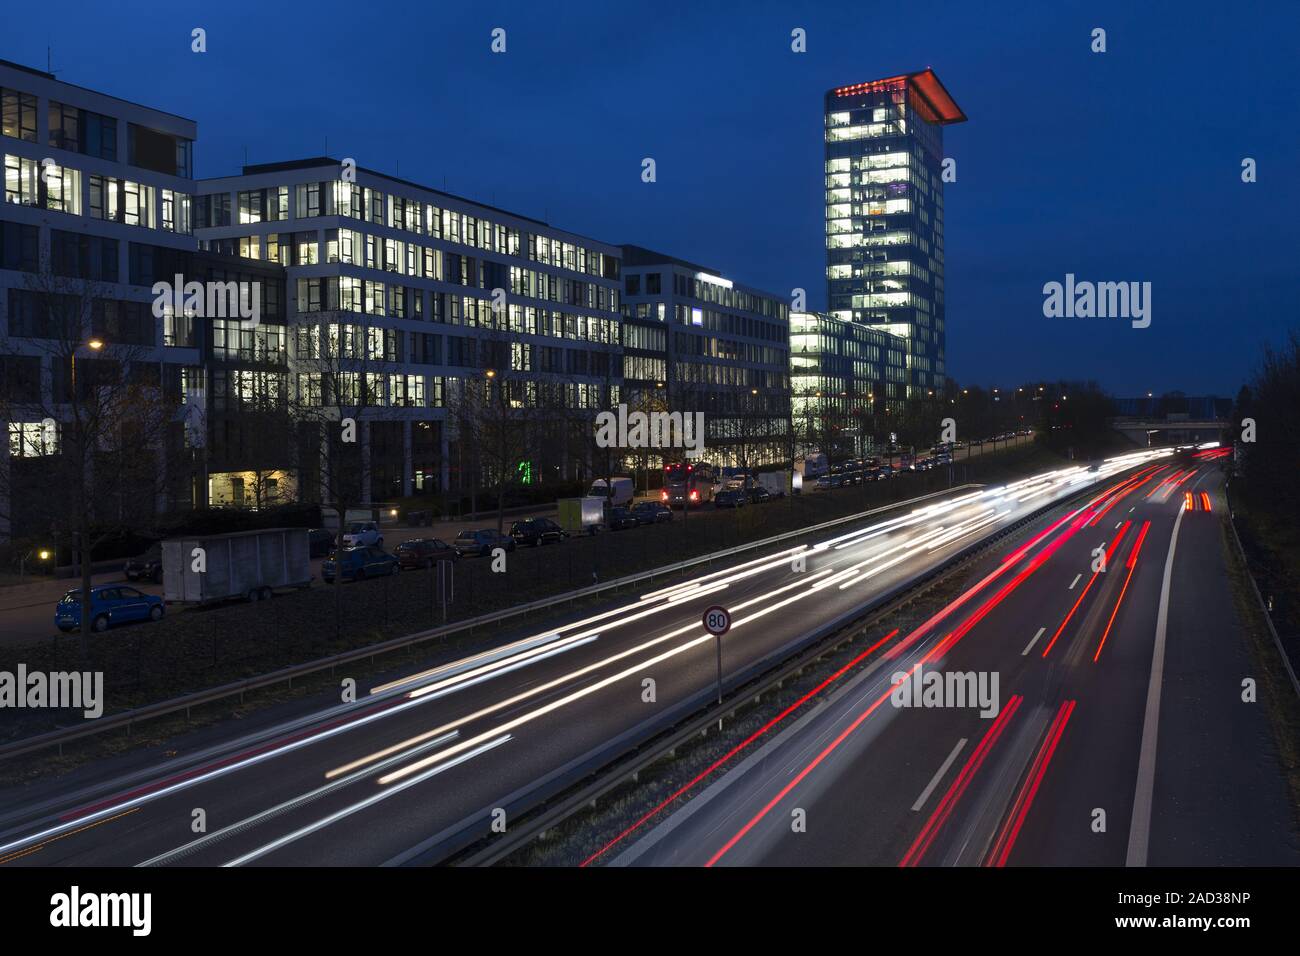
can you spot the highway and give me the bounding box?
[609,447,1300,867]
[0,447,1235,867]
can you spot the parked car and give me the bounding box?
[308,527,335,558]
[394,538,459,569]
[55,585,164,633]
[123,545,163,583]
[343,521,384,548]
[747,486,772,504]
[509,517,568,547]
[714,489,748,508]
[878,465,897,479]
[453,529,516,557]
[322,546,399,582]
[606,506,641,530]
[630,501,673,524]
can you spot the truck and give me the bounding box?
[556,497,605,535]
[794,452,828,479]
[588,476,634,506]
[755,471,790,498]
[162,527,313,605]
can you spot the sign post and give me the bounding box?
[702,605,732,716]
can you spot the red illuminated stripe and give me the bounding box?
[704,661,933,867]
[1093,521,1151,662]
[1200,492,1211,512]
[898,695,1024,867]
[1040,522,1130,658]
[580,629,901,866]
[986,699,1076,867]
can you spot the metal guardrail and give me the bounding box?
[0,483,978,762]
[411,473,1107,867]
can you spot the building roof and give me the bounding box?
[235,157,553,227]
[0,57,198,124]
[829,68,967,125]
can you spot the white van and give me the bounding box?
[589,476,634,506]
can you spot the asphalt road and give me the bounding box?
[611,451,1299,867]
[0,447,1187,867]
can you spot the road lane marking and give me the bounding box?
[1115,521,1123,529]
[912,738,968,811]
[223,735,512,867]
[137,731,460,867]
[1068,573,1082,590]
[0,808,141,866]
[1022,627,1046,656]
[1126,505,1186,866]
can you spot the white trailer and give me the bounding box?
[588,476,634,506]
[756,472,790,498]
[162,527,313,604]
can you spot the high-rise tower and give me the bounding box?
[824,69,965,403]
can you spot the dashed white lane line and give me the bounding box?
[912,738,968,812]
[1068,573,1082,590]
[1022,627,1046,656]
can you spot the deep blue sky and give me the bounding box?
[7,0,1297,396]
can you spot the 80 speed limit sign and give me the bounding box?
[703,605,731,635]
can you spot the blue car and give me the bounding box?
[322,546,400,582]
[55,585,165,633]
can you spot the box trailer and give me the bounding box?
[588,476,634,506]
[756,472,790,498]
[556,497,605,535]
[162,527,313,604]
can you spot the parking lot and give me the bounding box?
[0,434,1032,649]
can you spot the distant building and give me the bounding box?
[789,311,905,457]
[619,245,790,468]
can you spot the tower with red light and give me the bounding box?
[824,69,966,407]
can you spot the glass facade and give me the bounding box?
[824,70,965,400]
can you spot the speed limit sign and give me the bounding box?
[703,605,731,636]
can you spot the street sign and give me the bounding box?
[702,605,731,636]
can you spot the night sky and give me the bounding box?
[6,0,1297,396]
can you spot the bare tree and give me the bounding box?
[0,268,178,654]
[294,312,395,621]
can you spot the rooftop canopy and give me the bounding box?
[829,68,967,125]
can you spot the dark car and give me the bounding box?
[606,506,641,530]
[123,545,163,583]
[509,517,568,547]
[714,489,748,508]
[394,537,459,569]
[453,529,517,557]
[630,501,673,525]
[308,527,335,558]
[322,546,399,582]
[746,486,772,504]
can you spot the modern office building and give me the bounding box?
[0,58,200,538]
[619,245,790,468]
[789,310,906,457]
[824,69,966,400]
[195,159,624,503]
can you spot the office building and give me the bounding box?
[620,245,790,468]
[195,159,624,502]
[824,69,965,400]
